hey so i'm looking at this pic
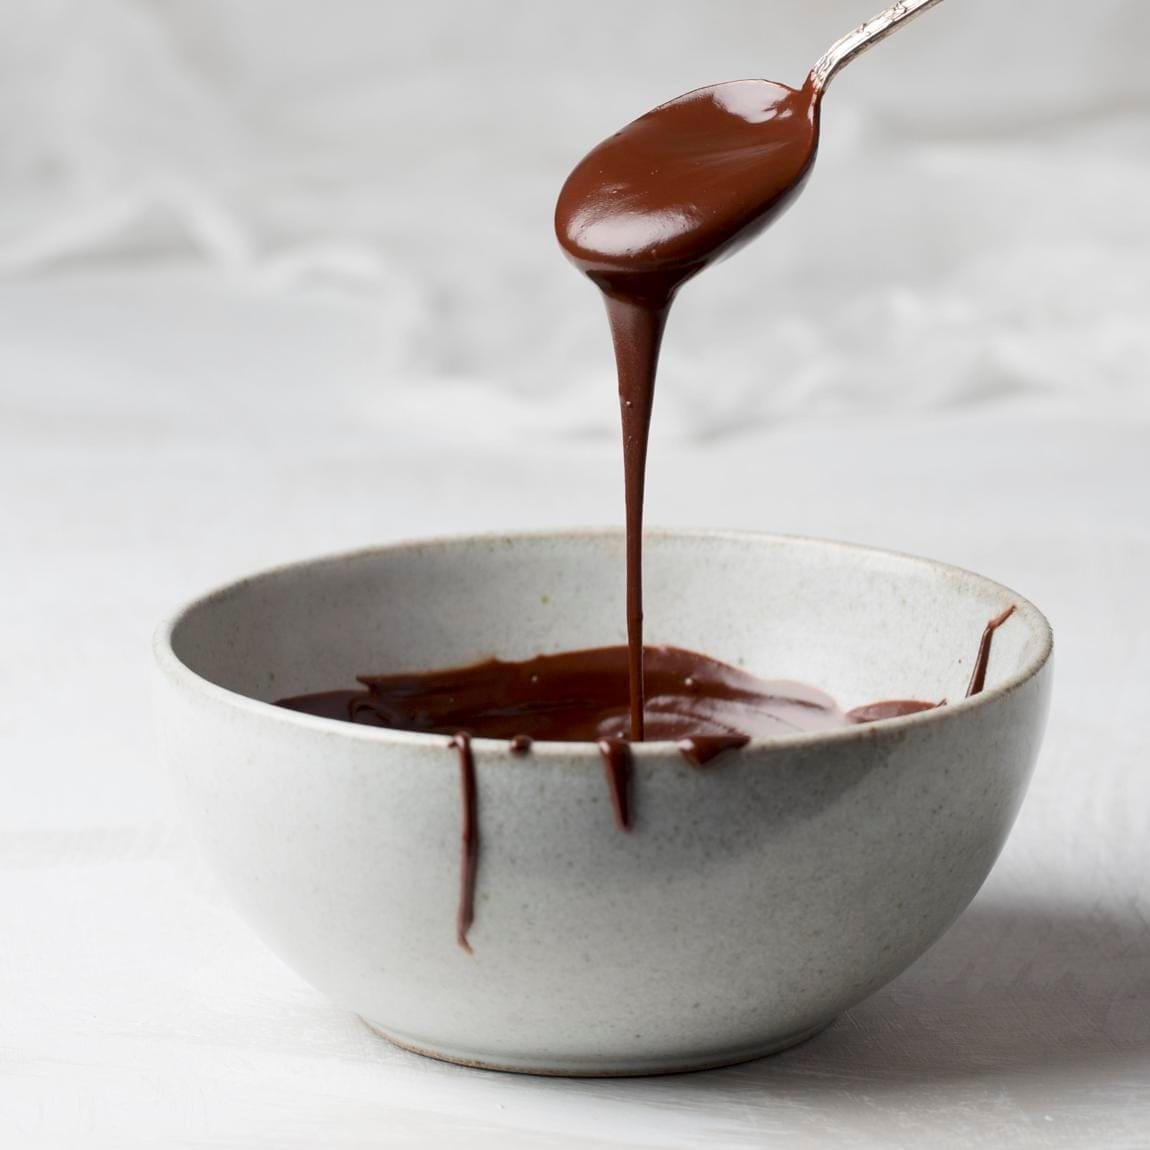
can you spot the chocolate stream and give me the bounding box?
[556,78,821,736]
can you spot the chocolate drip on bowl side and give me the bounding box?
[450,733,479,954]
[967,605,1018,697]
[597,738,634,831]
[677,735,752,768]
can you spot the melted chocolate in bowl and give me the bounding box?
[280,643,853,863]
[281,645,846,744]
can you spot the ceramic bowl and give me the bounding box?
[153,530,1052,1076]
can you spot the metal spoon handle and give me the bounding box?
[810,0,947,95]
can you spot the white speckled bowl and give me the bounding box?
[154,530,1052,1076]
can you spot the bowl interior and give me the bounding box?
[167,532,1049,725]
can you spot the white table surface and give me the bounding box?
[3,268,1149,1148]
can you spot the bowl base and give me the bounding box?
[360,1016,836,1078]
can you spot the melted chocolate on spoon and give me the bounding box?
[555,78,821,739]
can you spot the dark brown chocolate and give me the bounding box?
[677,735,752,768]
[556,78,821,738]
[966,605,1017,698]
[846,699,943,724]
[449,733,479,954]
[279,645,850,744]
[597,738,634,831]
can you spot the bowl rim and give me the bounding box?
[153,527,1054,759]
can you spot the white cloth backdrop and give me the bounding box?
[3,2,1150,1147]
[3,0,1150,436]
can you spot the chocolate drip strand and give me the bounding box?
[966,605,1017,698]
[597,738,634,831]
[449,733,479,954]
[677,735,751,768]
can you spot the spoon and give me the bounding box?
[557,0,950,287]
[811,0,947,95]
